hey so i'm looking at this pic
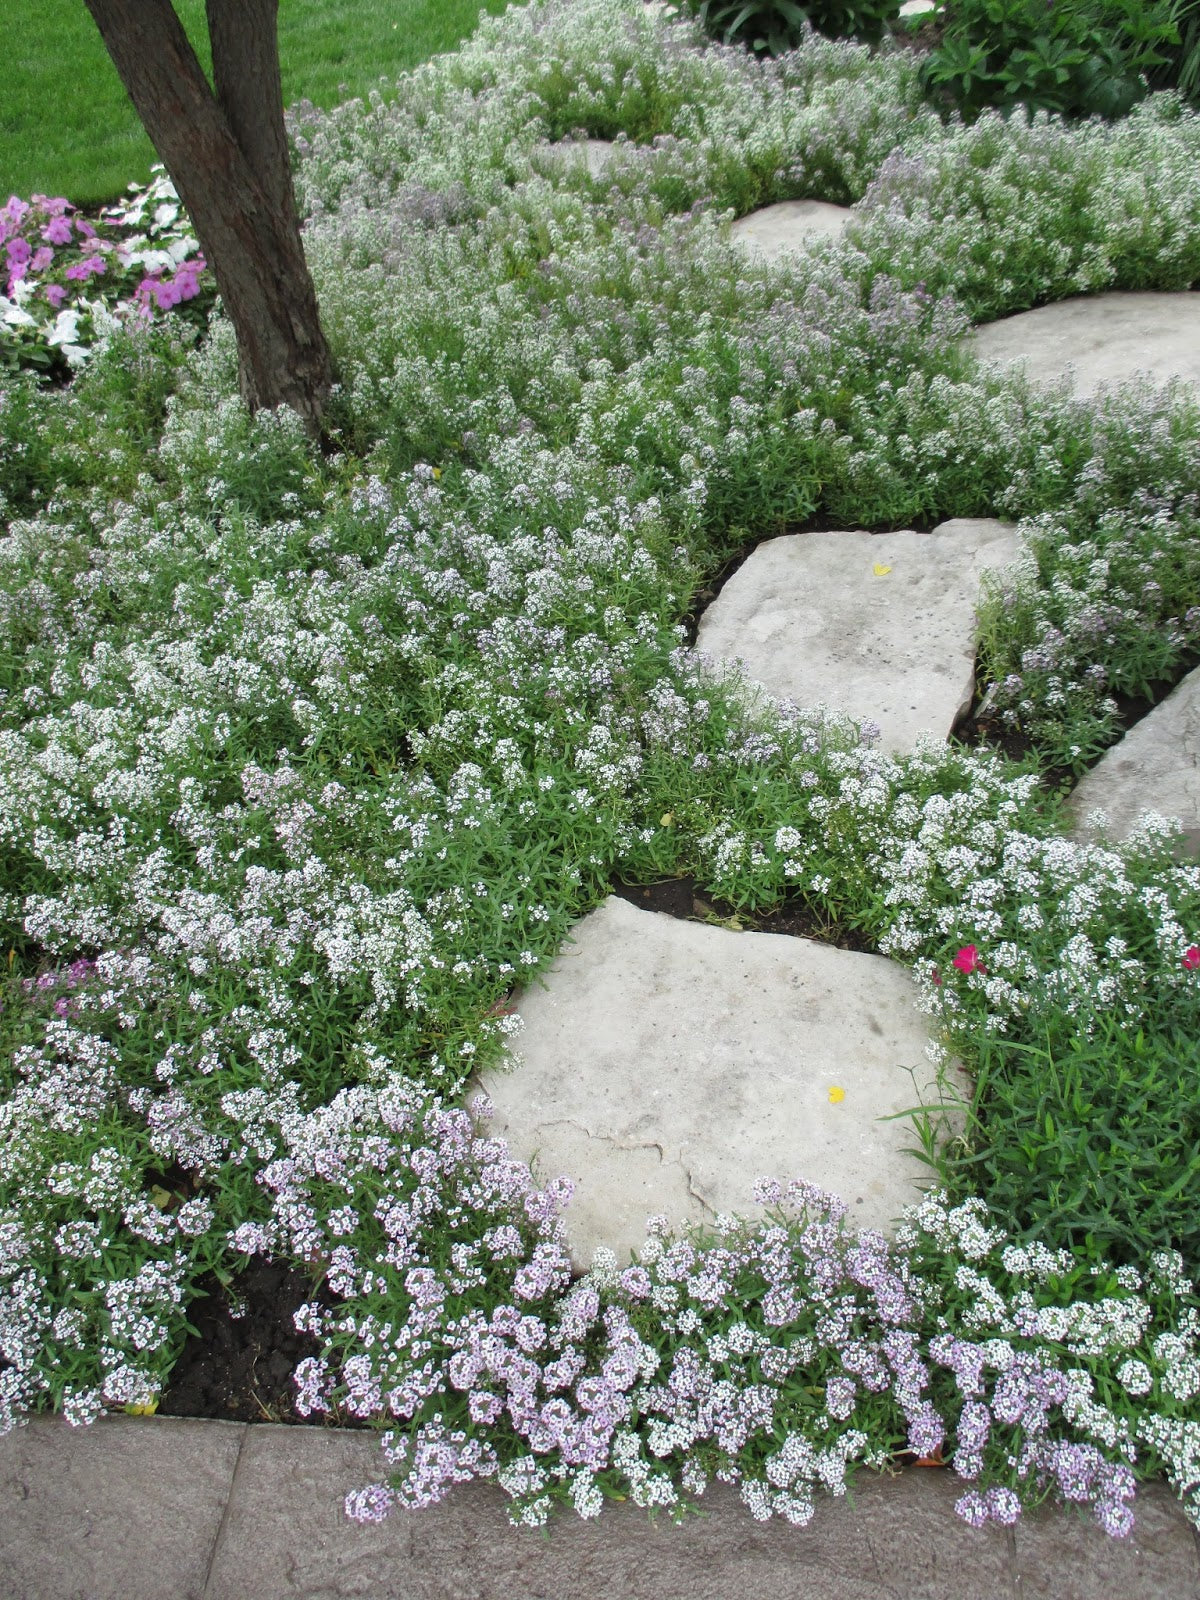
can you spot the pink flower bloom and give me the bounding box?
[2,196,30,228]
[952,944,986,976]
[64,253,105,281]
[29,246,53,274]
[42,215,73,246]
[5,236,31,266]
[76,218,97,240]
[1183,946,1200,971]
[43,283,66,308]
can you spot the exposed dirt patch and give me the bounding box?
[612,871,874,952]
[159,1258,350,1426]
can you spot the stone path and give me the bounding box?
[3,1416,1197,1600]
[1068,662,1200,851]
[478,896,958,1267]
[970,291,1200,398]
[695,518,1022,756]
[729,199,852,261]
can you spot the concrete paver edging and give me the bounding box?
[2,1416,1198,1600]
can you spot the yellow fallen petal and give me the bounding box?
[431,466,442,480]
[872,563,892,576]
[828,1085,846,1104]
[660,811,675,827]
[124,1401,158,1416]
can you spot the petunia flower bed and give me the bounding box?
[2,0,1200,1542]
[0,168,211,373]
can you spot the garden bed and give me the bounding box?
[2,0,1200,1543]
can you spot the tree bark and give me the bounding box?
[83,0,334,433]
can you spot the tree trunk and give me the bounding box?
[83,0,334,433]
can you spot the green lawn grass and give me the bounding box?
[0,0,526,207]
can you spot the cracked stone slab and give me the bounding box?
[477,896,954,1268]
[730,200,852,262]
[0,1414,244,1600]
[1067,664,1200,852]
[204,1424,410,1598]
[970,292,1200,398]
[695,519,1022,756]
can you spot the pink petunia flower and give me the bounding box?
[43,283,66,308]
[29,246,53,274]
[952,944,986,976]
[42,215,73,246]
[64,253,106,281]
[1183,946,1200,971]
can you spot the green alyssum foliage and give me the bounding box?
[2,0,1200,1539]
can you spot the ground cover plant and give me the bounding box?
[2,0,1200,1542]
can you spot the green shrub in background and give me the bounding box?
[922,0,1185,120]
[1149,0,1200,100]
[676,0,902,53]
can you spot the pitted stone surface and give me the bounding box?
[541,137,618,179]
[695,518,1022,755]
[13,1416,1200,1600]
[971,291,1200,398]
[0,1414,245,1600]
[1068,664,1200,851]
[477,896,953,1267]
[730,200,852,262]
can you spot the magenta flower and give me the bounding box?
[64,254,105,281]
[42,215,73,246]
[1183,946,1200,971]
[952,944,986,976]
[29,246,53,274]
[5,236,31,266]
[43,283,66,308]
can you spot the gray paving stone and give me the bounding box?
[1067,664,1200,852]
[695,519,1022,756]
[730,200,852,262]
[540,137,618,179]
[477,896,955,1268]
[204,1424,410,1599]
[0,1414,244,1600]
[1013,1481,1200,1600]
[397,1468,1016,1600]
[970,291,1200,398]
[5,1415,1198,1599]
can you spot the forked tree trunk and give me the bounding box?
[83,0,334,433]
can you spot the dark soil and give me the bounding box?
[159,1258,349,1426]
[611,871,875,952]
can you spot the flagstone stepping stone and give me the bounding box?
[540,139,618,180]
[970,292,1200,398]
[694,518,1022,755]
[729,200,852,263]
[1067,664,1200,852]
[476,896,956,1268]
